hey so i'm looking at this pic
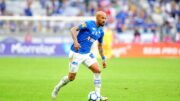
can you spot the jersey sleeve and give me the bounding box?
[98,30,104,44]
[78,21,89,30]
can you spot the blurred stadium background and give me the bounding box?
[0,0,180,101]
[0,0,180,57]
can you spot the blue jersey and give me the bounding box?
[71,20,104,54]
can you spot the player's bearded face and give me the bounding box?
[98,16,106,26]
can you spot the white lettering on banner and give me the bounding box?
[113,48,126,57]
[0,43,5,53]
[162,47,178,55]
[11,43,56,55]
[143,47,161,55]
[144,47,180,55]
[112,45,131,57]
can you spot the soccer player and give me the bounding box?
[51,11,108,101]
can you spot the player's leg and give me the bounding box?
[84,53,108,101]
[89,63,108,101]
[83,54,101,95]
[51,72,76,99]
[51,51,82,99]
[54,62,79,89]
[89,62,101,96]
[83,53,102,95]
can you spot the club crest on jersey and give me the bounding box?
[81,22,86,28]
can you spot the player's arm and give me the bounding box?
[98,42,106,68]
[98,33,106,68]
[70,22,87,51]
[98,43,105,59]
[70,26,80,51]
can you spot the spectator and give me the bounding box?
[162,21,173,42]
[133,28,141,43]
[24,0,33,16]
[0,0,179,44]
[0,0,6,15]
[170,1,179,19]
[175,21,180,43]
[46,0,59,16]
[116,19,124,33]
[116,10,128,24]
[39,0,46,9]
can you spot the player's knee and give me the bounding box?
[90,65,101,73]
[94,67,101,73]
[68,75,76,81]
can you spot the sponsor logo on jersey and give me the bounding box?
[87,36,96,42]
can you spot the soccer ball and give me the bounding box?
[88,91,100,101]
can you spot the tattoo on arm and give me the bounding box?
[70,26,79,43]
[76,27,80,31]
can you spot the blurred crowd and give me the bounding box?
[0,0,180,43]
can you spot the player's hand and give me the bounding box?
[102,60,107,69]
[74,42,81,51]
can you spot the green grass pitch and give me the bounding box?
[0,57,180,101]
